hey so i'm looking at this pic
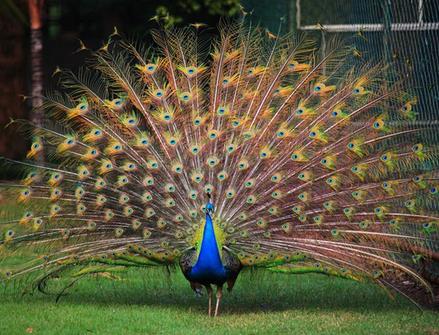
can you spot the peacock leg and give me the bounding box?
[214,285,223,317]
[206,284,213,317]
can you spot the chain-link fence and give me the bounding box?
[245,0,439,124]
[296,0,439,124]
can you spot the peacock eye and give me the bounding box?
[164,115,171,120]
[352,167,358,172]
[79,104,87,110]
[141,140,148,145]
[94,130,101,135]
[296,109,303,115]
[430,187,437,194]
[115,145,121,150]
[353,88,360,94]
[222,79,228,84]
[373,122,380,128]
[314,86,321,91]
[32,143,39,149]
[321,159,327,164]
[188,68,194,74]
[115,100,122,105]
[170,139,176,145]
[91,150,97,154]
[332,111,338,116]
[310,131,316,137]
[402,105,408,111]
[291,154,298,159]
[67,139,73,144]
[147,65,154,71]
[156,91,163,97]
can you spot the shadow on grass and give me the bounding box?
[1,267,420,315]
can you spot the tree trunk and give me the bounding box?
[28,0,44,130]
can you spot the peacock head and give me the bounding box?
[205,193,215,214]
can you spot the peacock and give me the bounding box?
[1,20,439,317]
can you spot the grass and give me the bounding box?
[0,196,438,334]
[1,267,439,335]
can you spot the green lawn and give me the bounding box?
[1,195,438,334]
[1,267,438,335]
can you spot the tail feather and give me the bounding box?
[1,22,438,304]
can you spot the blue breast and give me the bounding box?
[189,212,227,284]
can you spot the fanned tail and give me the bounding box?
[0,21,438,304]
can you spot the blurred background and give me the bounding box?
[0,0,439,177]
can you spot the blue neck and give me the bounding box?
[189,212,226,282]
